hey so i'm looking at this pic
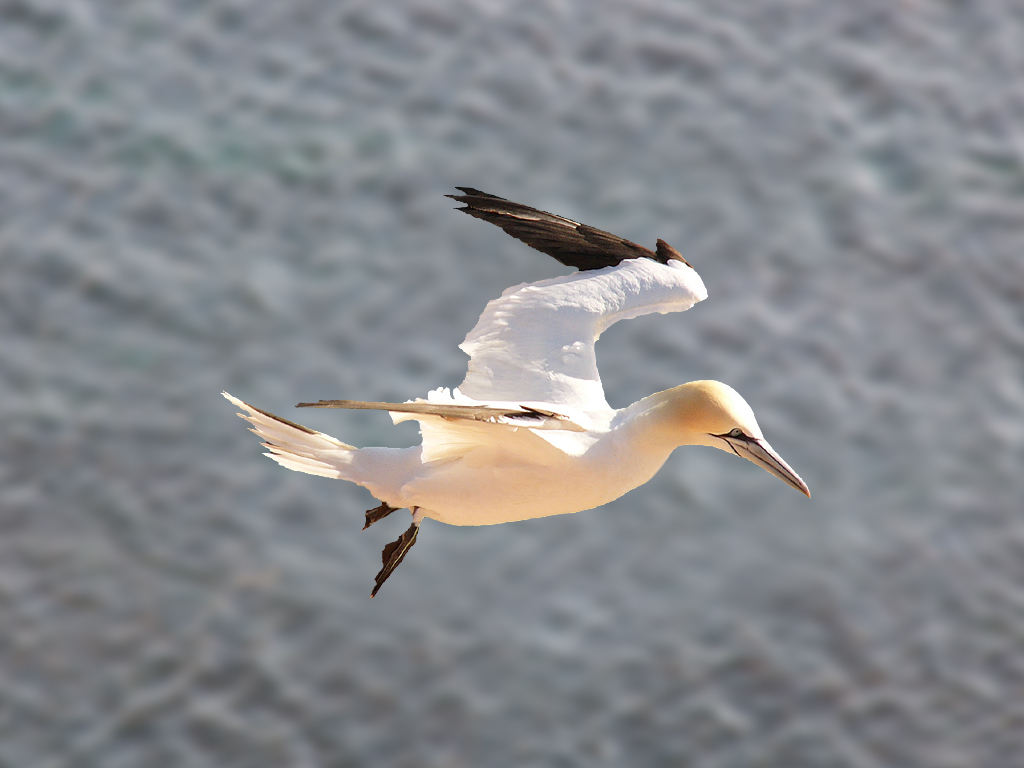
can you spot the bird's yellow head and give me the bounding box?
[656,380,810,497]
[669,380,763,440]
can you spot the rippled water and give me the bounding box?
[4,1,1024,765]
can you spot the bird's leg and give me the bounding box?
[364,501,399,530]
[371,508,423,598]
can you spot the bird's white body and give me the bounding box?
[331,400,679,527]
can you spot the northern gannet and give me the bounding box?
[225,188,809,596]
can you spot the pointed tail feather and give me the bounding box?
[223,392,355,479]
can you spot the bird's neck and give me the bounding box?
[617,386,719,451]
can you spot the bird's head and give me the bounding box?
[657,380,810,497]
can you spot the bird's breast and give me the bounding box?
[399,428,675,526]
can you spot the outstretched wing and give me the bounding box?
[448,188,691,271]
[296,398,585,432]
[297,393,586,463]
[455,257,708,411]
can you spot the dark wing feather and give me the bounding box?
[296,399,586,431]
[447,188,690,270]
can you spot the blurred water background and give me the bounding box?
[4,1,1024,765]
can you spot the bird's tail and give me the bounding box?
[223,392,355,479]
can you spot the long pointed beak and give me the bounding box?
[723,436,810,498]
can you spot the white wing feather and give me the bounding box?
[456,258,707,410]
[390,387,595,462]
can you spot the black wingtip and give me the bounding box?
[449,187,507,200]
[655,238,693,268]
[446,187,687,271]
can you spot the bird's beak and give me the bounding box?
[722,435,810,498]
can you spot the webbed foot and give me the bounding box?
[364,501,399,530]
[371,519,420,597]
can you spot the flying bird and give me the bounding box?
[224,188,809,596]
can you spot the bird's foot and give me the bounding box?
[371,516,421,597]
[364,501,399,530]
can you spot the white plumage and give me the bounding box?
[456,257,706,408]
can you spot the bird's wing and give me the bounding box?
[456,257,708,410]
[298,396,585,463]
[297,398,585,431]
[448,188,692,271]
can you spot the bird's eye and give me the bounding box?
[729,428,743,438]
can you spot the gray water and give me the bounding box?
[4,1,1024,765]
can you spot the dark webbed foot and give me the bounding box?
[372,520,420,597]
[364,501,399,530]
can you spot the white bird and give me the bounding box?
[225,188,809,596]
